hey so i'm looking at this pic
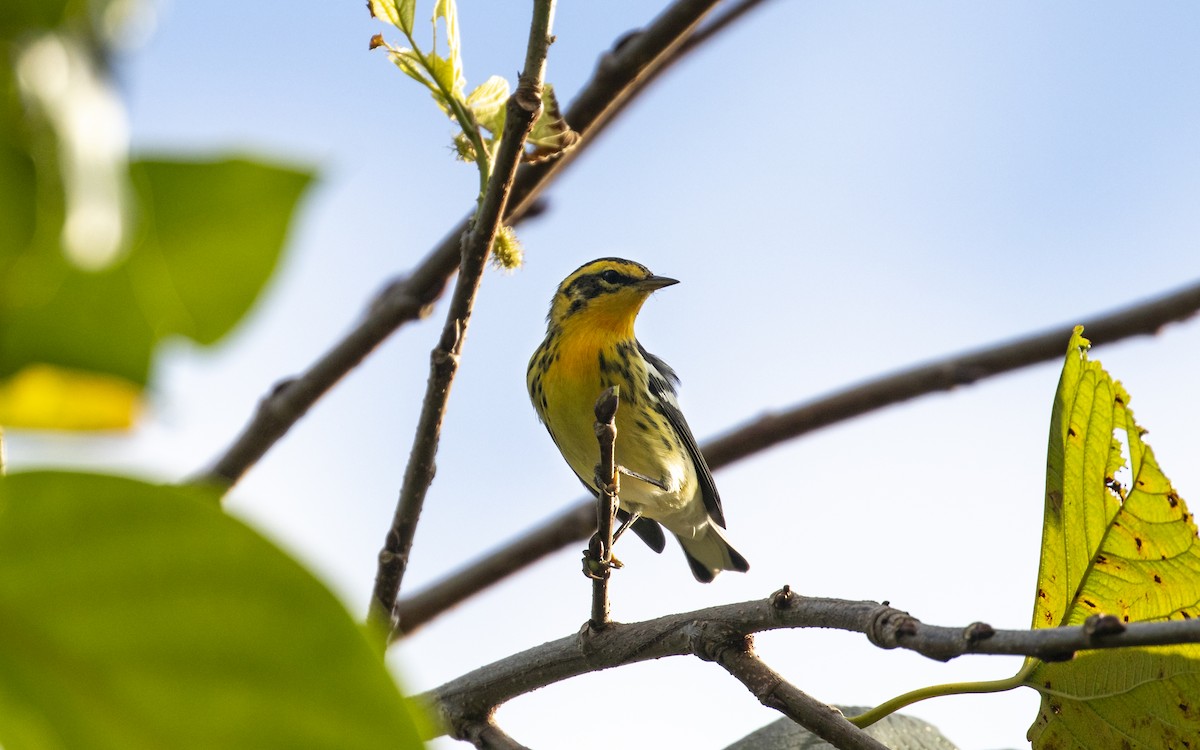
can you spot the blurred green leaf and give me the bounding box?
[1023,327,1200,749]
[0,0,70,39]
[0,364,140,429]
[0,157,313,385]
[0,471,425,750]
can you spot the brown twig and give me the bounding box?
[364,1,556,637]
[456,719,531,750]
[391,279,1200,637]
[419,589,1200,742]
[586,387,621,628]
[197,0,733,489]
[702,279,1200,469]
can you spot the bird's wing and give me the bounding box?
[638,344,727,529]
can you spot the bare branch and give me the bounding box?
[580,0,773,145]
[392,279,1200,636]
[702,279,1200,469]
[585,387,621,628]
[420,589,1200,741]
[197,0,733,489]
[365,1,557,636]
[456,719,531,750]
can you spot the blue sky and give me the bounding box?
[12,1,1200,748]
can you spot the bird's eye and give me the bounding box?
[600,270,623,285]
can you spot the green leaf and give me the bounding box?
[0,157,313,385]
[0,471,425,750]
[388,47,437,92]
[430,0,464,99]
[367,0,414,35]
[397,0,416,34]
[466,75,509,135]
[1023,326,1200,749]
[0,0,70,38]
[425,53,463,108]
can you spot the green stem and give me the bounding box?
[401,29,492,198]
[849,659,1039,728]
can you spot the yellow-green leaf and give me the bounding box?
[388,47,434,90]
[430,0,464,98]
[525,84,580,163]
[466,75,509,135]
[425,53,461,114]
[367,0,414,35]
[0,364,140,430]
[1023,326,1200,749]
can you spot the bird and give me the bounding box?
[527,257,748,582]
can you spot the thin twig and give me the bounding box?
[365,1,556,637]
[579,0,773,146]
[419,589,1200,741]
[197,0,731,489]
[703,279,1200,469]
[457,719,531,750]
[587,387,620,628]
[391,279,1200,637]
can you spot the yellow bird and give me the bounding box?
[527,258,748,582]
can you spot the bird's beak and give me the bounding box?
[638,275,679,291]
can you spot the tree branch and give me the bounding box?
[586,387,621,628]
[702,279,1200,469]
[197,0,735,489]
[458,719,531,750]
[419,588,1200,742]
[365,1,556,637]
[392,279,1200,636]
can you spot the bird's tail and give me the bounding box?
[676,523,749,583]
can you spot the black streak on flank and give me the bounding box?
[598,352,610,373]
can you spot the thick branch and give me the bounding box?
[392,279,1200,636]
[198,0,731,489]
[365,3,554,635]
[420,589,1200,741]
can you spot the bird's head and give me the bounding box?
[547,258,678,336]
